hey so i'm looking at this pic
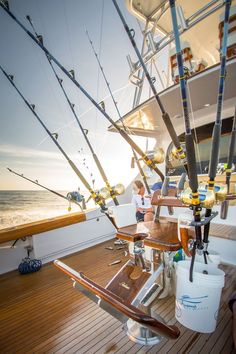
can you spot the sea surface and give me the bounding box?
[0,190,84,230]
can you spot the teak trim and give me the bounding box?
[0,212,86,244]
[54,260,180,340]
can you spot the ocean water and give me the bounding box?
[0,190,84,230]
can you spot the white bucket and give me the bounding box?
[175,261,225,333]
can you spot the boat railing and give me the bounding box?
[0,211,86,244]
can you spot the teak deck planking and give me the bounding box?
[0,239,235,353]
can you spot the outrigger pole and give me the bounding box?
[221,106,236,219]
[7,168,83,211]
[26,16,119,206]
[112,0,188,174]
[169,0,203,281]
[0,1,164,182]
[0,66,106,210]
[203,0,231,259]
[86,30,151,194]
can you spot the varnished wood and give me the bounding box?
[0,211,86,244]
[55,260,180,339]
[143,221,181,251]
[0,240,235,353]
[179,227,193,257]
[151,188,186,208]
[117,220,181,251]
[117,224,148,242]
[106,260,150,303]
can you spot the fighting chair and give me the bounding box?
[54,190,190,345]
[98,186,190,344]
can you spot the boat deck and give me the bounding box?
[0,239,235,353]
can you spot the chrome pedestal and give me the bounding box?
[126,319,163,345]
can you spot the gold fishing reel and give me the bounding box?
[145,147,165,164]
[198,182,227,203]
[99,183,125,200]
[170,142,186,162]
[179,181,228,209]
[179,187,216,209]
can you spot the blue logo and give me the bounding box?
[178,295,208,309]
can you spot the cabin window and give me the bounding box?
[166,117,236,176]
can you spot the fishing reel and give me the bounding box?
[131,147,165,172]
[179,180,228,209]
[145,147,165,164]
[67,191,84,211]
[198,182,227,203]
[67,191,84,203]
[169,143,186,162]
[205,163,235,175]
[99,183,125,200]
[179,187,216,209]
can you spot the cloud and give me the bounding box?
[0,144,92,167]
[0,144,64,160]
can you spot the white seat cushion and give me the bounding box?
[108,204,137,228]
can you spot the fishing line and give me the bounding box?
[78,148,96,189]
[86,29,153,193]
[152,59,165,90]
[169,0,203,281]
[25,15,119,206]
[7,167,83,211]
[221,106,236,218]
[0,1,164,181]
[36,83,131,147]
[94,0,104,152]
[62,1,75,70]
[0,65,107,210]
[203,0,231,260]
[112,0,188,175]
[186,80,203,174]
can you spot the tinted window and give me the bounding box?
[166,117,235,176]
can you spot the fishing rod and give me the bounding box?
[203,0,231,259]
[0,66,106,210]
[7,167,84,211]
[0,1,164,181]
[169,0,203,281]
[26,15,119,206]
[220,106,236,219]
[221,106,236,219]
[111,0,188,175]
[85,29,152,194]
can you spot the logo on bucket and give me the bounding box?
[177,294,208,311]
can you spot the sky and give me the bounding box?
[0,0,159,192]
